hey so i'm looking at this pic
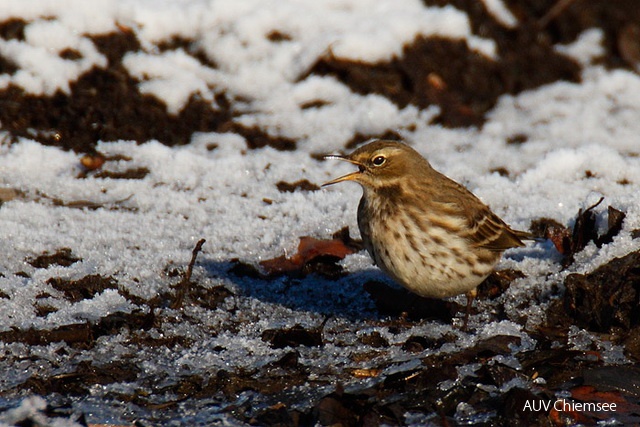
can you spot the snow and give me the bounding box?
[0,0,639,425]
[123,50,218,114]
[555,28,606,66]
[480,0,518,29]
[0,17,108,95]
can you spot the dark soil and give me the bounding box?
[1,2,638,153]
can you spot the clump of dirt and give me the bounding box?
[218,123,298,151]
[0,18,26,40]
[47,274,118,303]
[27,248,81,269]
[499,0,640,70]
[0,65,229,152]
[262,324,324,349]
[548,250,640,332]
[89,29,141,64]
[0,25,297,153]
[307,33,580,128]
[275,179,320,193]
[307,1,640,130]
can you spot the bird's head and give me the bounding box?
[323,140,427,188]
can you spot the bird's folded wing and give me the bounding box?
[465,208,529,251]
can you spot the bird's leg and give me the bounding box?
[462,288,477,331]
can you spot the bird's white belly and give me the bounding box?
[365,213,497,298]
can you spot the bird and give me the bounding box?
[323,140,531,327]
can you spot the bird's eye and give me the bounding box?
[372,155,386,166]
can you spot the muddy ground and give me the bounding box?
[1,1,640,426]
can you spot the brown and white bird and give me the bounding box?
[323,140,531,323]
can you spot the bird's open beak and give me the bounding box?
[322,155,363,186]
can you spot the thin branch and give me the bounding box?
[171,239,206,309]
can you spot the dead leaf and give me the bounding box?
[570,197,603,257]
[351,368,382,378]
[570,385,640,419]
[571,385,626,404]
[595,206,626,247]
[259,228,360,277]
[548,399,592,426]
[529,217,571,254]
[80,153,106,171]
[94,167,150,180]
[0,187,24,203]
[582,366,640,398]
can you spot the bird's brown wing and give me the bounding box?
[426,170,532,251]
[466,207,530,251]
[442,179,530,251]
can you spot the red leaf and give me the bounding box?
[570,385,627,405]
[259,229,360,276]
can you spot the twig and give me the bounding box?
[186,239,206,283]
[537,0,577,29]
[170,239,206,309]
[36,190,135,210]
